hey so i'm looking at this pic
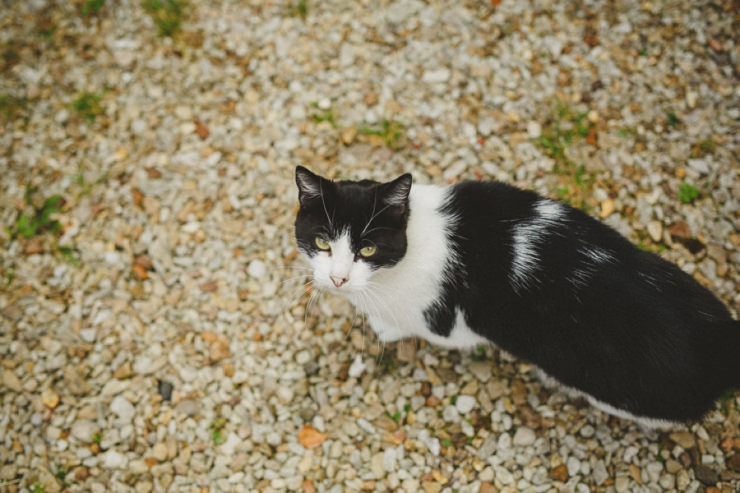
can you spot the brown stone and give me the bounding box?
[113,362,133,379]
[479,483,498,493]
[209,341,230,362]
[549,464,568,482]
[132,264,148,281]
[41,388,60,409]
[396,340,417,362]
[726,454,740,472]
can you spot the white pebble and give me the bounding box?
[455,395,476,414]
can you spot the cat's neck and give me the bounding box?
[374,184,453,286]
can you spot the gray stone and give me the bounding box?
[110,396,136,422]
[70,420,100,444]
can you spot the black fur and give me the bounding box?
[441,180,738,422]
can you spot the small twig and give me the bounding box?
[0,479,22,486]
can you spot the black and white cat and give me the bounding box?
[293,166,740,427]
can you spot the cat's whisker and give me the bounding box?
[279,280,316,316]
[365,285,419,349]
[278,274,313,286]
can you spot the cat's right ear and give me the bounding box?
[295,166,324,207]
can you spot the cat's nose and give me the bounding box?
[330,275,348,287]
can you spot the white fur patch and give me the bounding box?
[336,185,484,347]
[510,199,564,292]
[536,368,679,429]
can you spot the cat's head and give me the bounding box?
[294,166,412,292]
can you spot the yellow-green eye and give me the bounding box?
[315,237,330,250]
[359,245,377,257]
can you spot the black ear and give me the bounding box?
[295,166,326,206]
[380,173,412,209]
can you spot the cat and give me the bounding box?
[293,165,740,428]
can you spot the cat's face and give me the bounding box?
[294,166,412,293]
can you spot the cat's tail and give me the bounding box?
[702,320,740,390]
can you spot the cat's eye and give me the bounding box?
[359,245,377,257]
[315,236,330,251]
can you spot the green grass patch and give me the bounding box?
[375,355,398,373]
[666,111,681,128]
[289,0,308,19]
[537,99,596,209]
[142,0,188,37]
[92,432,103,445]
[32,483,45,493]
[472,345,488,362]
[71,92,104,122]
[358,118,405,150]
[677,182,699,204]
[441,438,452,448]
[0,94,28,120]
[15,191,65,239]
[210,417,227,444]
[309,102,336,126]
[82,0,106,16]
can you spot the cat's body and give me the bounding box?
[294,166,740,427]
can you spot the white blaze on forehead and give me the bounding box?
[329,232,354,279]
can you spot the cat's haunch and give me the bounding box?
[294,166,740,427]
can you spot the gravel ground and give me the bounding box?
[1,0,740,492]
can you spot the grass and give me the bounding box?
[472,345,488,362]
[666,111,681,128]
[14,190,65,239]
[677,182,699,204]
[719,390,737,415]
[309,102,336,126]
[358,118,405,149]
[32,483,45,493]
[92,432,103,445]
[71,92,103,122]
[81,0,106,16]
[289,0,308,19]
[441,438,452,448]
[537,99,595,209]
[0,94,28,120]
[4,268,14,286]
[142,0,188,37]
[210,417,227,444]
[53,464,69,489]
[375,355,398,373]
[691,138,714,158]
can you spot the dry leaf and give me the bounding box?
[132,264,149,281]
[298,425,327,449]
[195,121,210,139]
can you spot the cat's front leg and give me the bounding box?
[368,316,415,343]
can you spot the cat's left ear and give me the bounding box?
[380,173,412,210]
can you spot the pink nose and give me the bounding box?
[330,275,348,287]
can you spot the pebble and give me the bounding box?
[247,259,267,279]
[512,427,537,447]
[110,395,136,422]
[669,431,696,449]
[455,395,476,414]
[102,450,127,469]
[567,456,581,477]
[70,420,100,444]
[2,370,22,392]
